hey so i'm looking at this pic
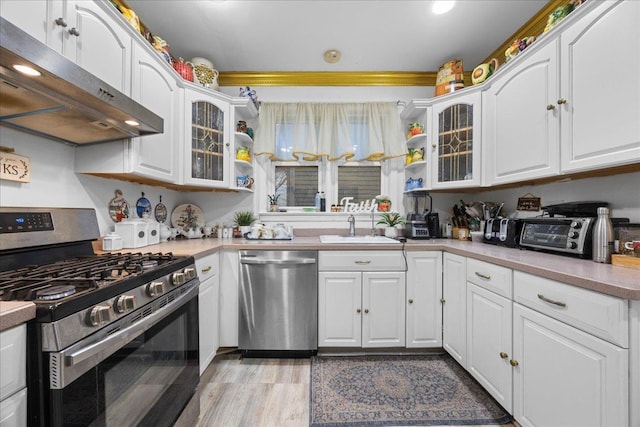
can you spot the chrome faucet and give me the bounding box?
[371,210,376,236]
[348,214,356,236]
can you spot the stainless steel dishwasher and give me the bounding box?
[239,250,318,357]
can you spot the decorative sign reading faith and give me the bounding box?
[340,197,378,213]
[0,151,31,183]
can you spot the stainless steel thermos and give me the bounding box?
[592,207,614,263]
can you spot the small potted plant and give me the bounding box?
[233,210,257,236]
[375,195,392,212]
[268,194,280,212]
[377,212,405,238]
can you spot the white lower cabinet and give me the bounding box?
[219,250,239,347]
[0,324,27,427]
[318,251,405,348]
[196,252,219,375]
[513,303,628,427]
[443,256,630,425]
[442,253,467,367]
[466,283,513,412]
[318,271,406,348]
[405,251,442,348]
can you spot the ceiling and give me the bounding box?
[126,0,550,75]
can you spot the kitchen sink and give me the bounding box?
[319,235,400,244]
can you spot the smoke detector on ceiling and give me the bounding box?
[324,49,341,64]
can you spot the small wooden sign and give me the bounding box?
[0,152,31,183]
[517,193,541,211]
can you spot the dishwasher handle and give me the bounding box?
[240,257,316,265]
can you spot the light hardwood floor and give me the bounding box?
[175,352,517,427]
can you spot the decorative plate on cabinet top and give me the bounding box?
[171,203,205,232]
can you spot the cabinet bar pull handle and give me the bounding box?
[475,272,491,280]
[537,293,567,307]
[546,104,556,110]
[355,260,371,265]
[557,98,567,105]
[201,266,212,273]
[510,359,519,367]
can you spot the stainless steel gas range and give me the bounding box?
[0,207,199,427]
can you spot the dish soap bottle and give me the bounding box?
[592,207,614,263]
[315,192,321,212]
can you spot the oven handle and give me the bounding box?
[64,282,198,368]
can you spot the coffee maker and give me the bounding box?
[405,192,440,239]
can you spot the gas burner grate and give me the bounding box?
[0,252,181,302]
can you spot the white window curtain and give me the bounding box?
[254,102,406,162]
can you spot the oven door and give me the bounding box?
[37,282,199,427]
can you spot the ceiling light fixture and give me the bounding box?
[324,49,341,64]
[432,1,456,15]
[12,64,41,76]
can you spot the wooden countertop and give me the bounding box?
[100,236,640,300]
[0,301,36,332]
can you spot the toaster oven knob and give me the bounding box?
[569,231,580,239]
[570,221,582,229]
[171,272,186,286]
[146,281,165,297]
[88,305,111,327]
[566,241,578,249]
[183,267,197,281]
[114,295,136,313]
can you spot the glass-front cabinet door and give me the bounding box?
[430,91,482,189]
[183,88,230,188]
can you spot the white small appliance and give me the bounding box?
[114,219,148,248]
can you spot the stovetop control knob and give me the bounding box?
[146,281,165,297]
[114,295,136,313]
[88,305,111,327]
[183,267,197,281]
[171,272,186,286]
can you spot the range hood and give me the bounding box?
[0,17,163,145]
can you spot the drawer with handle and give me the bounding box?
[466,258,512,299]
[195,252,219,282]
[319,251,405,271]
[513,271,628,348]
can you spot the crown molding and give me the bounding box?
[219,71,442,87]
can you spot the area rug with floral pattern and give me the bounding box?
[310,354,512,426]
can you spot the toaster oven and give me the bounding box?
[519,217,595,258]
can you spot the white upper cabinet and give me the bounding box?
[0,0,51,44]
[183,86,231,188]
[483,41,561,186]
[559,0,640,173]
[1,1,131,94]
[430,90,483,189]
[75,43,180,182]
[129,43,181,183]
